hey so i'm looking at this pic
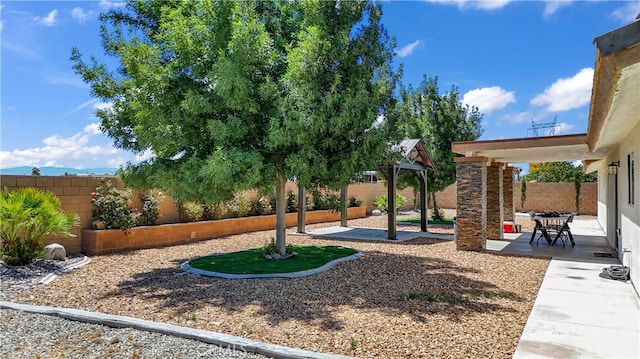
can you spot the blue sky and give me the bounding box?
[1,0,639,170]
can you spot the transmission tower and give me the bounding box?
[528,115,559,137]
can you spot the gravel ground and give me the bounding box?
[0,308,263,359]
[2,211,550,358]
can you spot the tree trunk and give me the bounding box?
[275,173,287,255]
[432,192,440,220]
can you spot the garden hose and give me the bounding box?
[599,265,630,281]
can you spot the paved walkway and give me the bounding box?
[492,217,640,359]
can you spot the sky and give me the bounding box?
[1,0,639,170]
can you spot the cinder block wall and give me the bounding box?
[516,182,597,214]
[0,175,103,253]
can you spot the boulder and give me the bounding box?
[43,243,66,261]
[371,209,382,216]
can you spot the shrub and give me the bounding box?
[431,206,444,221]
[203,202,228,220]
[520,177,527,212]
[178,201,204,222]
[311,190,341,211]
[312,190,329,210]
[373,194,406,212]
[227,191,251,217]
[349,196,363,207]
[1,187,78,265]
[139,190,164,225]
[91,179,140,232]
[250,196,273,216]
[286,191,297,213]
[324,192,342,213]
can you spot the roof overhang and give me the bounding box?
[452,134,608,164]
[393,139,436,171]
[587,20,640,154]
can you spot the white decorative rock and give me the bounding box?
[371,209,382,216]
[43,243,66,261]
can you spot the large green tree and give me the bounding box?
[72,0,399,254]
[396,75,483,218]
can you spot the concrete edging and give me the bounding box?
[39,256,92,285]
[181,250,364,279]
[0,301,354,359]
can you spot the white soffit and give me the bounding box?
[592,61,640,152]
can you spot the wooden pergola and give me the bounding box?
[296,139,435,240]
[379,139,435,239]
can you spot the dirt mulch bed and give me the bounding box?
[17,213,549,358]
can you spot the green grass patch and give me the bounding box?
[188,245,358,274]
[401,218,454,225]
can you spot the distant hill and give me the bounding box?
[0,166,118,176]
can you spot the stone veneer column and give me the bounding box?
[502,167,515,223]
[486,164,503,240]
[455,157,487,251]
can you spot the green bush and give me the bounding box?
[250,196,273,216]
[139,190,164,225]
[178,201,204,222]
[1,187,78,265]
[312,190,329,210]
[349,196,363,207]
[431,206,444,221]
[311,190,341,211]
[286,191,297,213]
[373,194,406,212]
[203,202,228,220]
[227,191,251,217]
[91,179,140,231]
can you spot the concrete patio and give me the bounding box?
[308,216,640,359]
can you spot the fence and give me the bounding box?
[0,175,597,253]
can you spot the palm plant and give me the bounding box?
[0,187,79,265]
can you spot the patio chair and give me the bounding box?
[529,212,551,246]
[552,212,576,247]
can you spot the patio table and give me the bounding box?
[532,213,575,247]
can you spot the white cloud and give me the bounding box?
[35,9,58,27]
[462,86,515,114]
[530,68,594,112]
[71,7,91,23]
[396,40,422,58]
[107,157,128,167]
[135,149,155,162]
[84,123,102,135]
[611,2,640,23]
[542,1,573,18]
[99,0,126,10]
[425,0,512,11]
[0,125,120,169]
[550,122,575,135]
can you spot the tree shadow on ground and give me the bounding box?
[98,246,525,330]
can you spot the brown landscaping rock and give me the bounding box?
[17,211,549,359]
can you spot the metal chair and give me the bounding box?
[529,212,551,246]
[552,213,576,247]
